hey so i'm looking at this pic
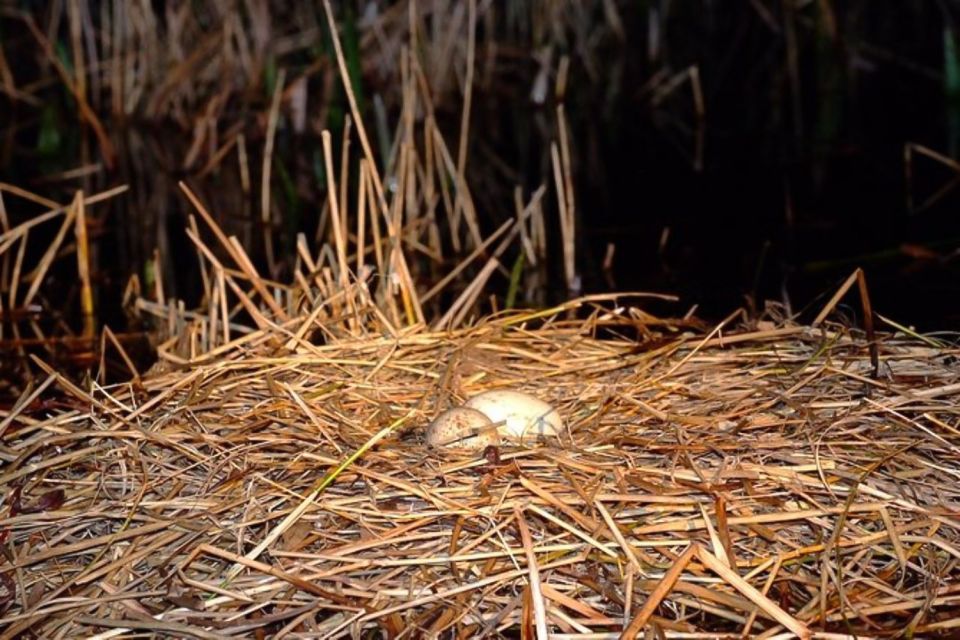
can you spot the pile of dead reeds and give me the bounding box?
[2,280,960,638]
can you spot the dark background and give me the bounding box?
[1,1,959,338]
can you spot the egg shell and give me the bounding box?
[425,406,499,450]
[464,390,563,441]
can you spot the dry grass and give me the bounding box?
[2,292,960,638]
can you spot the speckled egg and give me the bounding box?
[464,390,564,441]
[425,406,499,449]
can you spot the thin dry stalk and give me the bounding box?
[621,543,698,638]
[71,191,95,337]
[261,68,286,278]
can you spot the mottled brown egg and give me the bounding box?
[425,407,499,449]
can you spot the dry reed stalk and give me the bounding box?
[71,191,95,338]
[261,67,286,278]
[339,115,353,249]
[516,504,550,639]
[321,131,351,290]
[556,105,578,291]
[551,142,575,294]
[621,543,697,637]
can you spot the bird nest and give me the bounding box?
[2,292,959,639]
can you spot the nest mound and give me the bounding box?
[2,300,959,638]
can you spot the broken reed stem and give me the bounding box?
[261,67,286,278]
[187,215,211,305]
[72,190,95,338]
[339,114,353,252]
[556,105,577,291]
[237,133,251,194]
[551,142,574,294]
[321,130,350,288]
[855,268,879,376]
[364,159,385,278]
[356,159,368,277]
[621,543,698,638]
[515,504,550,640]
[452,0,478,251]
